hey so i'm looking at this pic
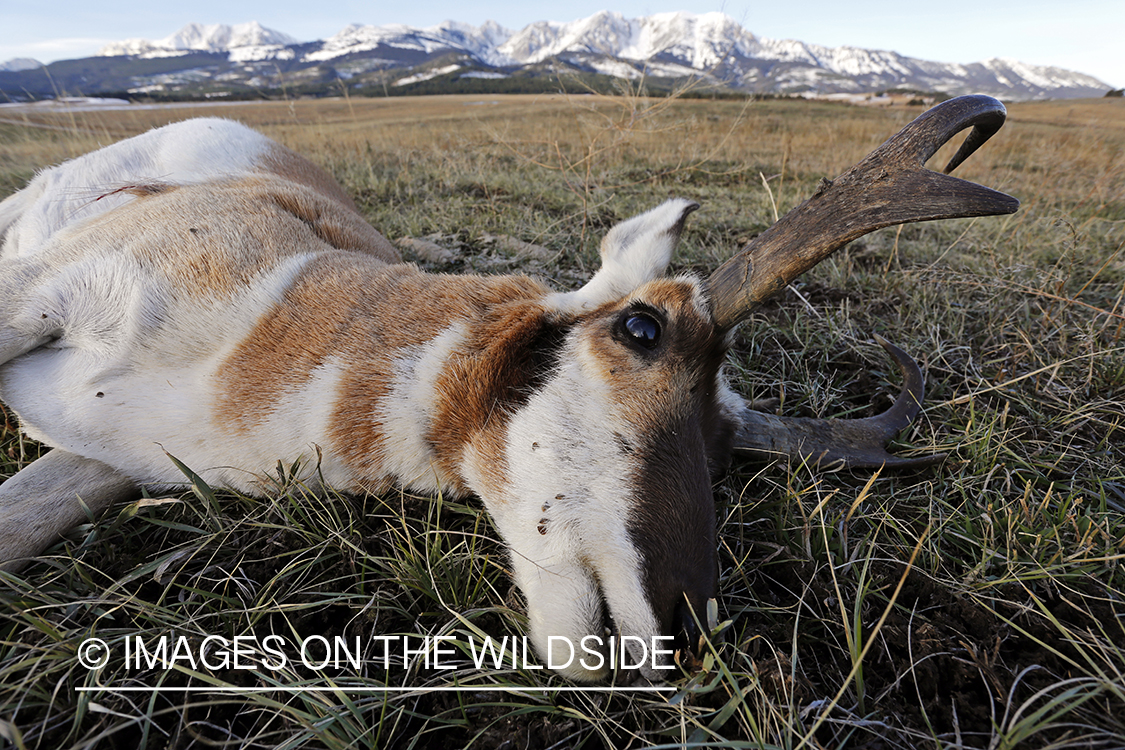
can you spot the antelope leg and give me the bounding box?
[732,336,945,469]
[0,325,56,366]
[0,260,62,366]
[0,449,139,572]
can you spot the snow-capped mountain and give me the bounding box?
[297,11,1112,99]
[97,22,298,58]
[499,11,756,68]
[0,58,42,72]
[1,13,1114,102]
[305,20,515,67]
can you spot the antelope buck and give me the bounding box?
[0,96,1017,681]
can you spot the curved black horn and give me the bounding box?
[731,336,944,469]
[708,95,1019,330]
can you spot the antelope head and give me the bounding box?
[496,95,1017,680]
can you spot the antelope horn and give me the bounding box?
[714,95,1019,469]
[732,336,944,469]
[707,94,1019,328]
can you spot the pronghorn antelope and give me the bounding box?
[0,96,1017,681]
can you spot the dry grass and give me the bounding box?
[1,92,1123,748]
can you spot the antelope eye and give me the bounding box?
[623,312,661,348]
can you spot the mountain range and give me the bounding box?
[0,13,1114,102]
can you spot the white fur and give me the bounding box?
[465,336,665,681]
[549,198,698,313]
[380,324,469,495]
[1,119,270,261]
[2,252,319,492]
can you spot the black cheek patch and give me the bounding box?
[498,318,572,410]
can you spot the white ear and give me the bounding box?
[550,198,699,313]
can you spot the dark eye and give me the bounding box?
[623,312,661,348]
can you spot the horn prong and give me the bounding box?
[731,337,945,470]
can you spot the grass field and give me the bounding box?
[1,92,1123,748]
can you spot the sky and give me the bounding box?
[2,1,1121,87]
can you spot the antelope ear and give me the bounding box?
[549,198,699,313]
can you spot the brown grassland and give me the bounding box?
[1,91,1123,748]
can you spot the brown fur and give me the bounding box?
[70,177,393,301]
[260,144,399,262]
[267,189,399,262]
[429,293,565,498]
[259,145,356,207]
[213,252,558,495]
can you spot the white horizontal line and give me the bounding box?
[74,686,678,695]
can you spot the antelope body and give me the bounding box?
[0,98,1017,681]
